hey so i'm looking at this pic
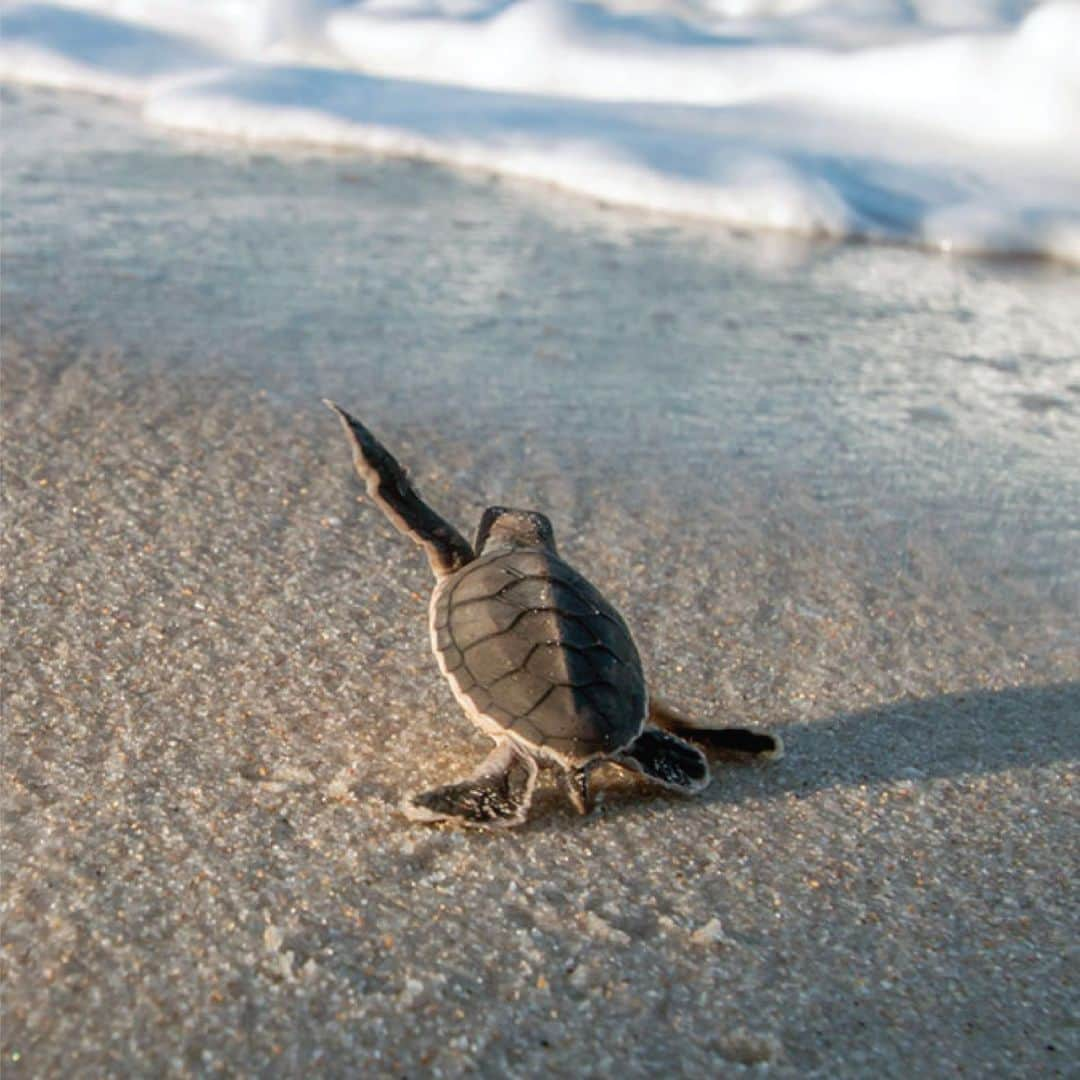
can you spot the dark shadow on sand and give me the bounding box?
[536,682,1080,827]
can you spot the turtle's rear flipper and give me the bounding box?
[615,729,710,794]
[402,741,538,828]
[325,400,474,579]
[559,763,597,815]
[649,696,784,760]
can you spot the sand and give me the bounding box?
[2,86,1079,1078]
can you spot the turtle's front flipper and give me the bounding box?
[325,401,474,579]
[649,695,783,760]
[614,729,710,794]
[402,741,538,828]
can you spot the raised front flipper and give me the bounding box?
[325,400,474,579]
[649,695,784,760]
[614,728,710,794]
[402,741,539,828]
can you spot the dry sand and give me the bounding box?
[3,333,1077,1077]
[3,86,1079,1078]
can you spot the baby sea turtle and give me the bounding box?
[326,401,782,828]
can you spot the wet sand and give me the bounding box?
[3,86,1079,1077]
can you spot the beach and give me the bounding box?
[3,84,1079,1077]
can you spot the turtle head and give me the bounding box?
[475,506,558,555]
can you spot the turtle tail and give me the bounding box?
[648,695,783,760]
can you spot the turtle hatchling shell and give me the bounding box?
[430,548,646,760]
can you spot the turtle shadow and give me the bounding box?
[569,681,1080,826]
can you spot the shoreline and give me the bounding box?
[3,83,1078,1076]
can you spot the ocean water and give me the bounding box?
[3,0,1080,260]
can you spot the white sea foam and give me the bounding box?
[3,0,1080,259]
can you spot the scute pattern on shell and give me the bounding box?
[432,549,646,760]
